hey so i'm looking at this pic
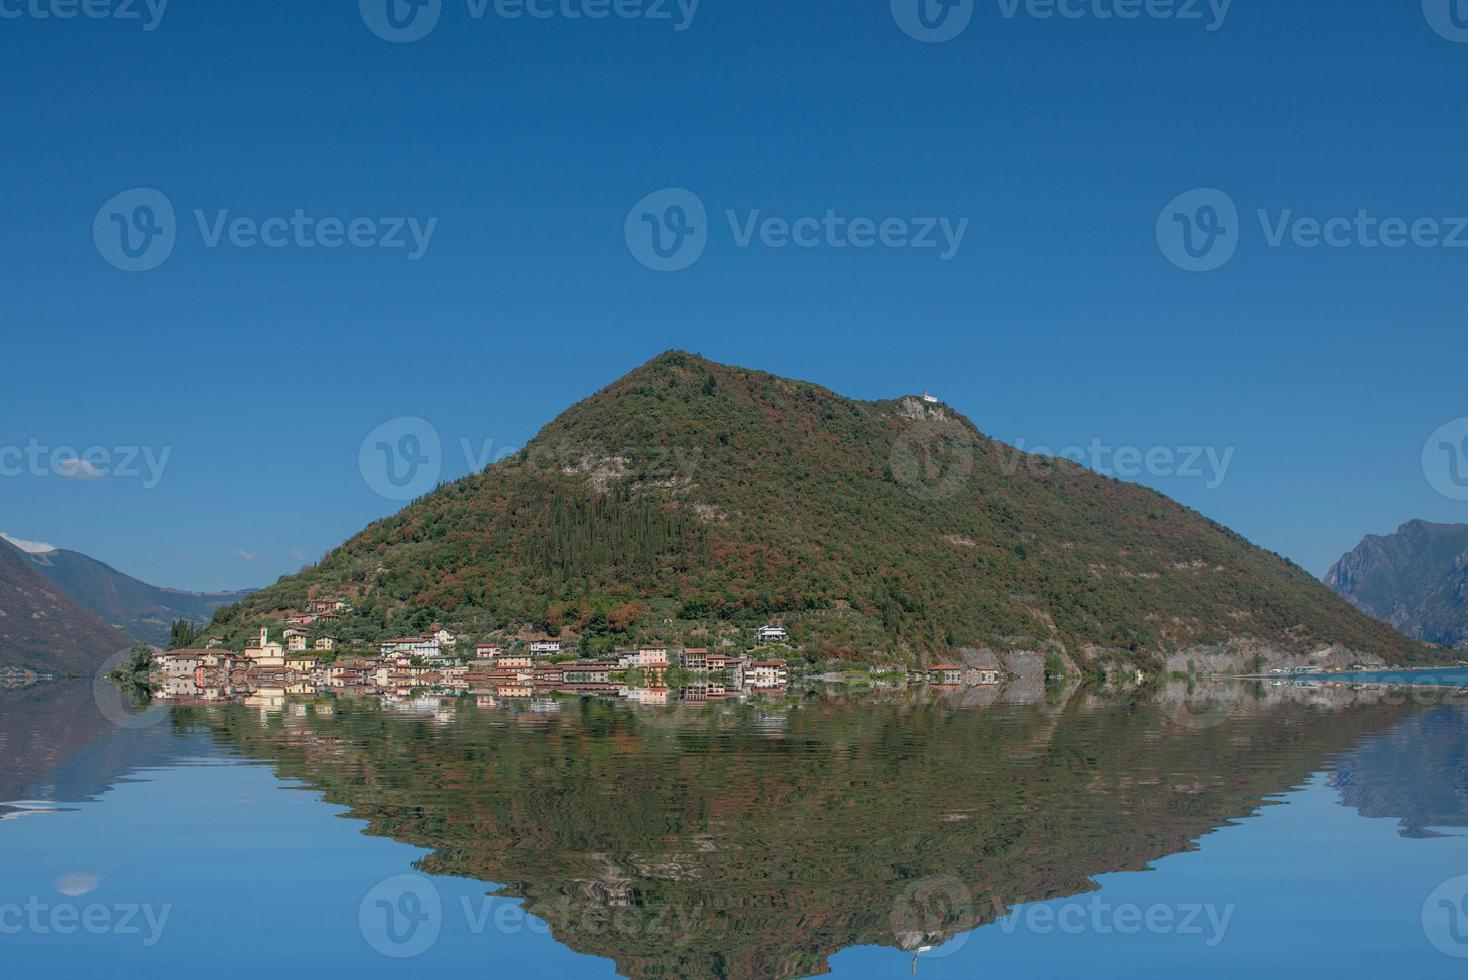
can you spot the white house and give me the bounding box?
[755,625,788,645]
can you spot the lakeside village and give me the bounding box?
[145,598,1003,712]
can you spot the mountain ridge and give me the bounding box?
[1324,519,1468,650]
[18,546,254,646]
[208,351,1437,669]
[0,537,134,674]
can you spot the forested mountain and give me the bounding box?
[210,351,1433,668]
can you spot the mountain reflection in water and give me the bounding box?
[127,681,1454,978]
[3,678,1466,977]
[1332,704,1468,839]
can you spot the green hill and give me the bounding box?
[214,351,1435,668]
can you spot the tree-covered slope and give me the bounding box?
[221,351,1433,666]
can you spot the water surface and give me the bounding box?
[3,680,1467,977]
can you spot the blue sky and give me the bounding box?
[2,0,1466,591]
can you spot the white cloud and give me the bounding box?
[55,872,101,897]
[288,548,307,562]
[55,457,104,480]
[1,532,56,554]
[233,548,259,562]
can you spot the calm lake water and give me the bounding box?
[4,677,1468,978]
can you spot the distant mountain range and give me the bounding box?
[15,544,254,647]
[1325,520,1468,651]
[0,537,133,674]
[213,351,1434,670]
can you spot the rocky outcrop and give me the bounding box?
[1325,520,1468,650]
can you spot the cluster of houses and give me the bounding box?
[150,600,998,712]
[151,624,792,709]
[925,664,1000,687]
[465,642,789,695]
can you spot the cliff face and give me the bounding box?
[1325,520,1468,650]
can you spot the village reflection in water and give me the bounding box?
[4,672,1467,979]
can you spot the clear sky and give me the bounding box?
[2,0,1466,591]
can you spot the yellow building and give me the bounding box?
[244,626,286,668]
